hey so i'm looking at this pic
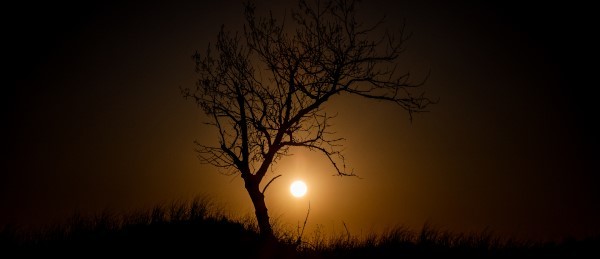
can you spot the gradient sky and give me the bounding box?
[4,0,598,242]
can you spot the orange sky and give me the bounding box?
[3,0,598,242]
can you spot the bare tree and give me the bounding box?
[182,0,434,240]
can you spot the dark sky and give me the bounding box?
[4,0,598,242]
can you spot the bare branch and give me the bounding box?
[184,0,431,186]
[261,174,282,194]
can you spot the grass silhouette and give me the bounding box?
[2,195,598,258]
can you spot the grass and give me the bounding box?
[2,195,598,258]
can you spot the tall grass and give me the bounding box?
[1,195,598,258]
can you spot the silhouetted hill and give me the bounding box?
[2,196,598,258]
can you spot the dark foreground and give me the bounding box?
[2,197,598,258]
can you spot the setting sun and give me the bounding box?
[290,180,307,197]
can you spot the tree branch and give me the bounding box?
[261,174,282,194]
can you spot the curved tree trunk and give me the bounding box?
[245,178,274,240]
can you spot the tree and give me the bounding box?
[182,0,434,240]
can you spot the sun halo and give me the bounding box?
[290,180,307,198]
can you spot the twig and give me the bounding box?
[261,174,282,194]
[296,201,311,246]
[342,221,350,243]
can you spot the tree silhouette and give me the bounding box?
[182,0,434,240]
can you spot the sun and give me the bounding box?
[290,180,307,198]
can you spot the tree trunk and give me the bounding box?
[245,178,275,240]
